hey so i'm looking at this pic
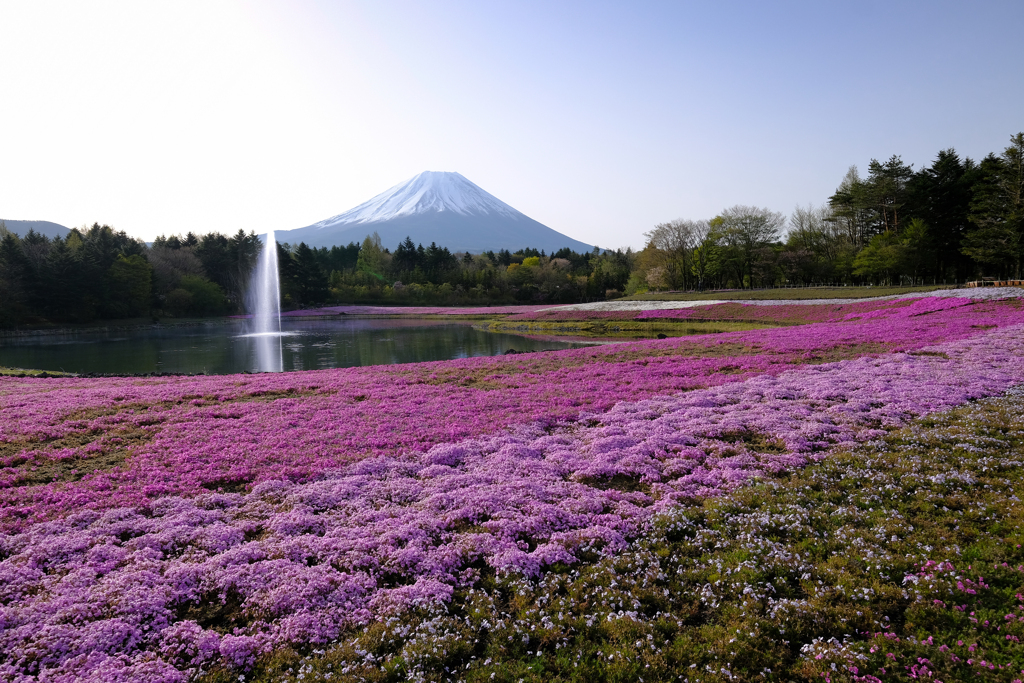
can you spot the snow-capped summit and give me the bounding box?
[276,172,594,254]
[311,171,521,226]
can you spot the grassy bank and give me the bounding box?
[483,319,782,338]
[0,366,76,377]
[207,387,1024,683]
[622,285,949,302]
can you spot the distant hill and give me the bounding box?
[276,171,595,254]
[0,219,72,240]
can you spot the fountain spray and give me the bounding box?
[245,231,284,372]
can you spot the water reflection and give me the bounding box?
[254,332,282,373]
[0,319,605,375]
[237,331,289,373]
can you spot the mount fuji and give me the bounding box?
[1,219,71,239]
[275,171,595,253]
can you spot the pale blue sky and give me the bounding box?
[1,1,1021,249]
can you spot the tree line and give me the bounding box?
[285,234,634,308]
[0,225,262,326]
[0,222,634,326]
[635,132,1023,291]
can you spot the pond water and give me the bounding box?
[0,319,602,375]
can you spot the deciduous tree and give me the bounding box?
[717,205,785,288]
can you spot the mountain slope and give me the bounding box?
[1,219,71,239]
[276,171,594,253]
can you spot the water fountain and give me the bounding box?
[244,230,284,372]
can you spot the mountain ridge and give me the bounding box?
[1,219,71,240]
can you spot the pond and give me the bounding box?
[0,318,603,375]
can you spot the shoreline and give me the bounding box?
[5,286,1021,337]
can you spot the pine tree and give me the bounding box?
[964,134,1024,278]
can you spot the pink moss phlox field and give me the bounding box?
[2,299,1024,679]
[509,296,941,324]
[0,353,769,531]
[635,298,922,322]
[1,297,1022,535]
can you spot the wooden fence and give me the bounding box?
[965,280,1024,287]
